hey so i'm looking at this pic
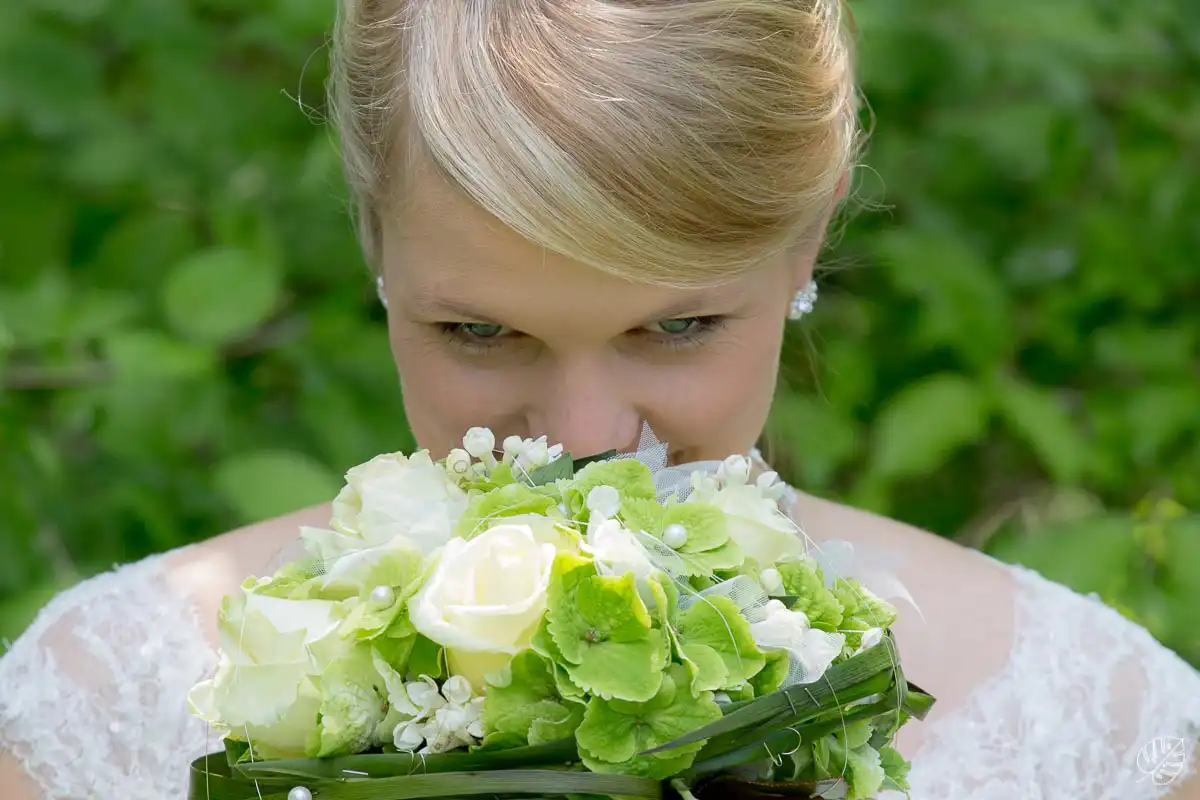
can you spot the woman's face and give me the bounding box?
[379,169,815,465]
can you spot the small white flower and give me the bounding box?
[754,471,788,501]
[586,485,621,519]
[750,600,844,685]
[719,455,752,486]
[760,568,785,596]
[502,435,525,461]
[462,427,496,461]
[446,448,472,475]
[546,443,565,462]
[391,676,486,755]
[517,437,550,470]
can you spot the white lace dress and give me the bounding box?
[2,538,1199,799]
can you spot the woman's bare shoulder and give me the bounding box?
[166,503,333,645]
[786,490,1019,754]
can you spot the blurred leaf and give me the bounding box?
[214,451,341,524]
[106,331,217,381]
[870,374,991,480]
[870,230,1013,367]
[161,248,282,345]
[990,373,1089,484]
[766,392,860,488]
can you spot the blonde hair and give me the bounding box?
[330,0,860,287]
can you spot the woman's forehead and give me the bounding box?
[383,171,776,330]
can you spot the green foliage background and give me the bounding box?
[1,0,1197,666]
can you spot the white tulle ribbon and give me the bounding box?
[809,539,925,623]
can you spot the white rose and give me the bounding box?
[187,591,346,758]
[408,524,556,689]
[304,450,468,561]
[697,483,803,568]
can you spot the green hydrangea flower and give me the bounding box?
[673,595,765,694]
[879,744,913,792]
[564,459,658,517]
[833,577,897,655]
[778,558,844,632]
[620,498,744,577]
[482,650,584,747]
[544,553,670,702]
[575,664,723,779]
[454,482,559,539]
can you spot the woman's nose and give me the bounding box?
[527,361,642,459]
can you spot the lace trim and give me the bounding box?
[895,554,1200,799]
[0,550,218,799]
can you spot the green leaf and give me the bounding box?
[527,452,574,486]
[161,247,282,345]
[106,330,217,381]
[870,374,991,480]
[213,451,342,522]
[576,665,722,779]
[991,373,1088,483]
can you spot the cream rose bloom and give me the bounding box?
[187,591,344,757]
[304,450,468,560]
[408,524,557,688]
[695,483,804,568]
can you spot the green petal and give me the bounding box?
[576,698,639,764]
[483,651,575,745]
[779,559,845,631]
[618,497,665,536]
[454,483,558,539]
[662,503,728,553]
[676,632,729,694]
[576,666,722,779]
[529,702,585,745]
[546,554,599,665]
[879,745,913,792]
[749,650,789,696]
[845,745,886,799]
[677,595,765,689]
[564,637,667,702]
[577,573,653,642]
[672,542,744,577]
[569,460,658,510]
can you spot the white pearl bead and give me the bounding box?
[663,523,688,549]
[288,787,313,800]
[369,585,395,607]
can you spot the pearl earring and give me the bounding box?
[788,280,818,320]
[376,275,388,309]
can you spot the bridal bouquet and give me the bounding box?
[187,427,934,800]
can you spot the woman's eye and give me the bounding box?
[650,318,701,335]
[459,322,507,339]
